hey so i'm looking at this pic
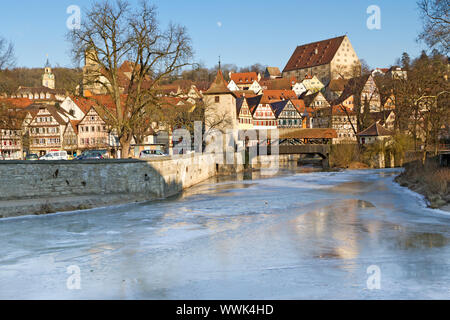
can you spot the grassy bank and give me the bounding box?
[395,158,450,209]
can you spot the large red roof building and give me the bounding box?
[283,35,360,86]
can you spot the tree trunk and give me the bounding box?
[119,135,132,159]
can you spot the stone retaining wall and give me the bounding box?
[0,154,244,218]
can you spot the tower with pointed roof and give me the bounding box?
[203,70,238,132]
[42,57,55,89]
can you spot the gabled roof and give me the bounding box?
[245,94,262,109]
[204,70,233,95]
[69,96,98,114]
[270,100,289,118]
[236,97,244,115]
[357,122,394,137]
[289,99,307,114]
[27,103,67,125]
[303,92,320,107]
[230,72,258,85]
[368,110,395,125]
[246,95,263,115]
[283,36,346,72]
[69,120,80,135]
[335,74,372,104]
[327,78,349,92]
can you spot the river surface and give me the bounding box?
[0,167,449,300]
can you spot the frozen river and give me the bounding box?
[0,167,449,299]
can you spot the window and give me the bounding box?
[215,96,220,103]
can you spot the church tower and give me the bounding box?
[42,57,55,89]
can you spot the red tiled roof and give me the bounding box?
[289,99,306,113]
[331,105,356,116]
[233,91,257,98]
[230,72,258,85]
[261,90,297,104]
[70,96,98,114]
[283,36,346,72]
[0,98,34,109]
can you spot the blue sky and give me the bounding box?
[0,0,426,70]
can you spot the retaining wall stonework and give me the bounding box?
[0,154,244,218]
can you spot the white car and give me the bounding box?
[39,151,68,161]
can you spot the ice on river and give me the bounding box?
[0,168,449,299]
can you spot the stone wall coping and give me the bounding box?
[0,154,203,165]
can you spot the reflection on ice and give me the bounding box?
[0,167,449,299]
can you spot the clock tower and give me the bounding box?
[42,57,55,89]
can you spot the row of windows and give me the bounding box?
[31,127,60,134]
[36,117,53,123]
[339,133,356,138]
[0,130,20,136]
[255,111,274,117]
[279,119,300,126]
[253,120,277,127]
[239,118,252,124]
[2,141,19,146]
[17,93,52,100]
[80,138,107,145]
[80,126,107,133]
[33,138,61,145]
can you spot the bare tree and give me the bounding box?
[0,37,15,70]
[67,0,193,158]
[418,0,450,54]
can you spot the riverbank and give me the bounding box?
[395,159,450,210]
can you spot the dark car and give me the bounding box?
[75,150,109,160]
[75,153,104,160]
[25,154,39,161]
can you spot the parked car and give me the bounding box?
[25,154,39,161]
[139,150,168,159]
[74,150,110,160]
[39,151,68,161]
[75,152,104,160]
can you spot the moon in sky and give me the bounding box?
[217,21,222,28]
